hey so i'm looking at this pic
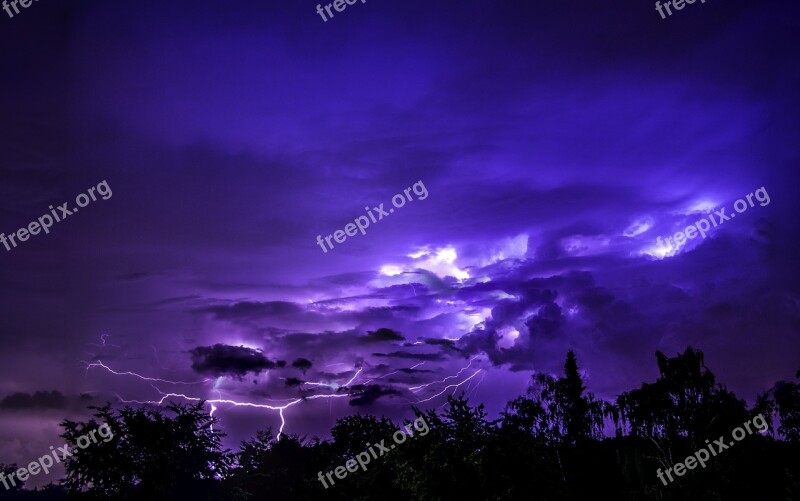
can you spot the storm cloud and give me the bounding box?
[190,344,276,378]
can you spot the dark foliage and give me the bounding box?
[8,348,798,500]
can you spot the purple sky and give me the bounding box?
[1,0,799,487]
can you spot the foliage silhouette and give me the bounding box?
[6,348,797,500]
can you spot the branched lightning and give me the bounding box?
[85,336,488,439]
[89,359,357,439]
[117,387,350,438]
[415,369,483,404]
[409,355,480,393]
[466,371,486,400]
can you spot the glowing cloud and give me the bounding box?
[623,216,654,237]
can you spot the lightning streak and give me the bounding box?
[302,368,363,390]
[89,360,355,439]
[466,371,486,400]
[342,368,362,387]
[117,388,349,438]
[209,403,217,431]
[84,360,213,385]
[409,356,480,392]
[363,362,425,385]
[88,334,120,348]
[415,369,483,404]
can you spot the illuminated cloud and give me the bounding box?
[560,235,612,257]
[623,216,654,237]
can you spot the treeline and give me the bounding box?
[2,347,799,500]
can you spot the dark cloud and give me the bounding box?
[151,295,203,307]
[458,328,502,363]
[420,338,456,347]
[366,364,432,376]
[399,367,432,374]
[363,328,405,342]
[189,344,276,378]
[348,384,402,407]
[291,358,313,372]
[404,338,466,356]
[525,302,565,337]
[574,287,615,311]
[114,272,152,281]
[373,351,445,361]
[285,377,303,387]
[200,301,304,323]
[0,391,67,410]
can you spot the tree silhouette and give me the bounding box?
[388,396,492,500]
[60,402,231,500]
[773,371,800,443]
[560,350,605,444]
[616,347,747,444]
[17,347,797,500]
[0,464,23,493]
[229,429,323,499]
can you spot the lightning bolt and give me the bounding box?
[209,403,217,431]
[83,360,213,385]
[88,359,356,439]
[465,370,486,400]
[415,369,483,404]
[409,355,481,393]
[117,387,349,438]
[301,368,362,390]
[88,333,121,348]
[363,362,425,385]
[342,368,362,387]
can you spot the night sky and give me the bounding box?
[1,0,799,487]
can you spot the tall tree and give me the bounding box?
[560,350,604,444]
[525,350,606,446]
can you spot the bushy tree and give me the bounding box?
[616,347,748,445]
[773,370,800,443]
[229,429,324,499]
[0,463,23,492]
[60,402,232,500]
